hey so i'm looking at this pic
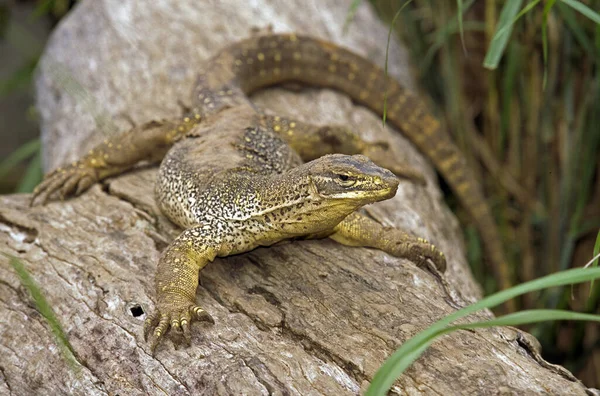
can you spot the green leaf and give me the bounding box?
[456,0,465,52]
[16,149,43,193]
[4,254,80,372]
[0,4,10,39]
[383,0,413,126]
[375,309,600,387]
[366,267,600,395]
[421,21,485,71]
[0,139,40,181]
[0,58,38,97]
[451,309,600,329]
[590,231,600,294]
[483,0,524,69]
[560,0,600,25]
[343,0,362,33]
[541,0,557,89]
[556,1,593,54]
[32,0,55,19]
[46,60,117,135]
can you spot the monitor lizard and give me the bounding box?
[31,33,505,352]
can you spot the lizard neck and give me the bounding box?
[251,165,359,236]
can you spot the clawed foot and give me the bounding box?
[390,235,446,272]
[143,297,214,354]
[31,161,98,206]
[363,143,427,186]
[409,241,461,308]
[410,237,447,272]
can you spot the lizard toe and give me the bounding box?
[432,248,447,273]
[181,319,192,347]
[60,172,86,199]
[173,309,193,347]
[143,312,159,341]
[31,170,69,206]
[190,305,215,324]
[75,174,96,195]
[149,313,170,354]
[408,239,447,273]
[31,162,98,206]
[145,301,213,353]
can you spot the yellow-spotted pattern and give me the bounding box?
[32,34,504,353]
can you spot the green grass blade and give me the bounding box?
[421,18,483,72]
[381,309,600,389]
[4,254,80,372]
[456,0,465,52]
[560,0,600,24]
[0,58,38,97]
[483,0,524,69]
[556,1,593,54]
[590,232,600,294]
[382,0,413,126]
[32,0,54,19]
[0,4,8,39]
[367,309,600,391]
[0,139,40,181]
[453,309,600,329]
[366,267,600,395]
[46,60,117,135]
[596,16,600,57]
[343,0,362,33]
[541,0,557,89]
[16,149,43,193]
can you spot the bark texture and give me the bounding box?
[0,0,594,395]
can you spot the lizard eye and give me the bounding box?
[336,174,356,186]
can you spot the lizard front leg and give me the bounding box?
[330,212,446,272]
[31,114,202,205]
[143,225,218,353]
[261,114,426,185]
[329,211,460,305]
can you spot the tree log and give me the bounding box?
[0,0,593,394]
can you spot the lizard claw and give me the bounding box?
[143,312,159,342]
[408,238,447,273]
[388,234,447,273]
[144,300,214,354]
[31,162,98,206]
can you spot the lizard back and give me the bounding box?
[189,33,507,282]
[156,106,303,230]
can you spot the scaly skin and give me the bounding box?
[31,33,504,352]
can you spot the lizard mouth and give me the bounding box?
[371,170,400,200]
[375,175,400,200]
[323,173,399,201]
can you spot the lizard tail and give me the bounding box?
[204,34,512,296]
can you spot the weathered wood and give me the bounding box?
[0,0,592,394]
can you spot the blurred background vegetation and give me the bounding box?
[371,0,600,386]
[0,0,598,388]
[0,0,71,193]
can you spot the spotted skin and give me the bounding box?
[188,34,505,287]
[31,33,505,352]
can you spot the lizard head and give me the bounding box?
[262,154,400,236]
[307,154,399,206]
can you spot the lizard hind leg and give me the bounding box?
[261,114,426,185]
